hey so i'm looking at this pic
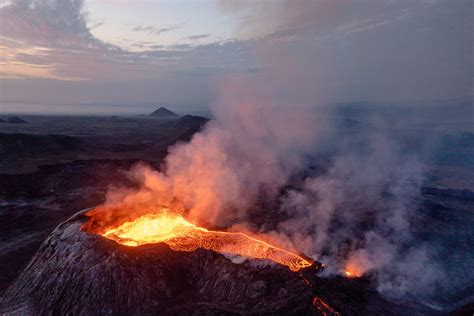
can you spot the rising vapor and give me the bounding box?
[97,0,451,303]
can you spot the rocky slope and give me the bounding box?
[0,209,326,315]
[148,107,179,118]
[0,208,442,315]
[0,133,84,156]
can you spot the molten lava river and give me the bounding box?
[84,208,313,272]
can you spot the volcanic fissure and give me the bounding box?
[83,206,314,272]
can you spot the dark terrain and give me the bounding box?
[148,106,180,118]
[0,106,473,314]
[0,209,436,315]
[0,114,208,174]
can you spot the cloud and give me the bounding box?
[0,0,128,80]
[0,0,471,106]
[0,0,104,49]
[188,34,210,40]
[88,20,105,30]
[217,0,473,102]
[132,23,184,36]
[0,1,250,82]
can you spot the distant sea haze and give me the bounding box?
[0,102,210,117]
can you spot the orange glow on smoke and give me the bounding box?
[343,265,362,278]
[84,207,313,271]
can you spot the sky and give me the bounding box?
[0,0,472,114]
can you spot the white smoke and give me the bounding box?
[100,0,450,302]
[276,125,445,299]
[118,103,324,227]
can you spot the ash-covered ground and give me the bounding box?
[0,103,473,314]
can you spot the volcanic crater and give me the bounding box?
[0,206,440,315]
[1,208,336,315]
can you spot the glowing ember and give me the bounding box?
[312,297,340,315]
[343,268,360,278]
[86,209,313,271]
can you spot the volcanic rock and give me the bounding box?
[0,209,326,315]
[172,114,208,128]
[169,115,209,141]
[0,207,444,315]
[0,133,84,156]
[6,117,27,124]
[148,107,179,118]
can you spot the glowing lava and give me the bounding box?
[343,267,361,278]
[86,209,313,271]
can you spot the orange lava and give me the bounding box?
[343,267,361,278]
[312,296,340,316]
[85,208,313,271]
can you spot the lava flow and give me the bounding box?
[83,208,313,271]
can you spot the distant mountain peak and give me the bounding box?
[148,107,179,118]
[7,117,27,124]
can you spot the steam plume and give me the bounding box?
[99,0,449,303]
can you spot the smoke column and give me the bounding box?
[100,0,449,303]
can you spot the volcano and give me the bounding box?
[148,107,179,118]
[0,209,444,315]
[0,209,439,315]
[83,206,314,271]
[0,209,332,315]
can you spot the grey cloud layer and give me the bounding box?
[132,23,184,36]
[0,0,252,88]
[0,0,472,106]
